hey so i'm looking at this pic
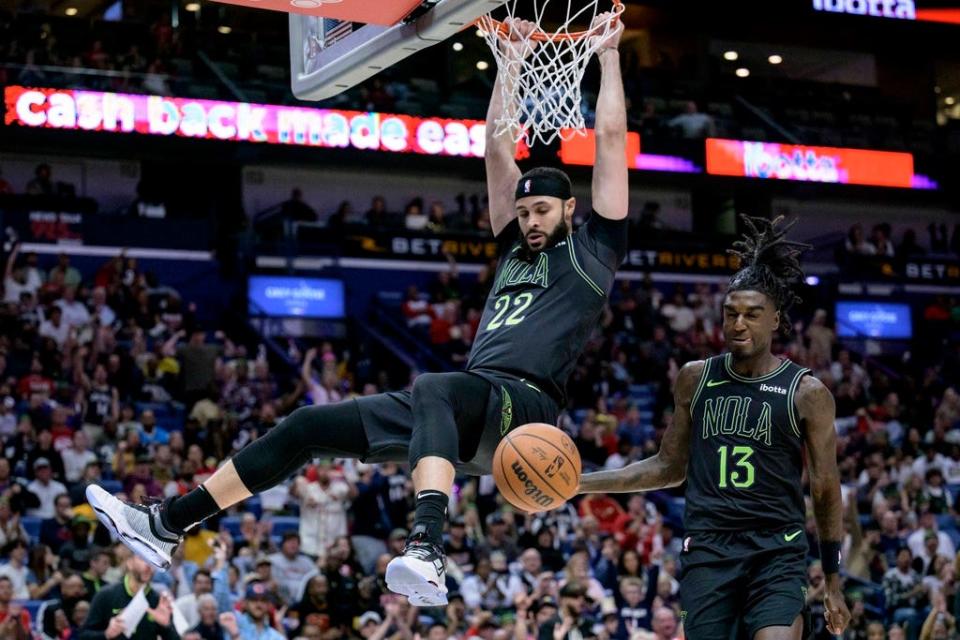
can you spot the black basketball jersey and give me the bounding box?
[466,212,627,404]
[85,385,113,425]
[684,353,810,532]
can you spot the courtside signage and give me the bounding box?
[705,138,915,188]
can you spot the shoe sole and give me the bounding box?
[86,485,173,570]
[385,557,448,607]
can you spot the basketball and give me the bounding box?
[492,423,582,513]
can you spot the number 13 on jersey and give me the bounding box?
[718,445,755,489]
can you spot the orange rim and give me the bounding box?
[478,0,624,42]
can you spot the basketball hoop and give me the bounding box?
[479,0,624,146]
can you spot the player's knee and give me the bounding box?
[411,373,449,401]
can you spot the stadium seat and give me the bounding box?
[21,516,41,542]
[100,479,123,495]
[269,516,300,538]
[21,600,47,624]
[243,497,263,519]
[220,515,243,539]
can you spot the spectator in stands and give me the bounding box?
[49,253,82,290]
[0,575,31,639]
[478,512,520,561]
[189,594,226,640]
[58,515,95,571]
[57,285,91,330]
[4,244,39,304]
[649,606,679,640]
[26,459,67,519]
[845,223,876,255]
[281,188,317,223]
[806,309,836,370]
[62,430,98,484]
[39,305,70,347]
[26,164,54,197]
[538,582,595,640]
[81,548,112,596]
[666,101,716,139]
[404,201,428,231]
[884,548,926,632]
[660,292,696,334]
[177,329,221,406]
[268,532,315,605]
[366,196,392,228]
[40,493,73,554]
[898,228,926,258]
[426,201,447,233]
[0,540,33,599]
[138,409,170,447]
[219,581,286,640]
[401,286,433,330]
[0,498,27,549]
[300,466,353,558]
[81,554,177,640]
[871,224,896,257]
[90,286,117,327]
[174,569,218,629]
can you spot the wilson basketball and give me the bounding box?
[492,423,582,513]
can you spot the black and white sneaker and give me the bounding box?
[86,485,182,570]
[385,526,448,606]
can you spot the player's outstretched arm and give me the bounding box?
[578,361,702,493]
[590,14,628,221]
[485,19,534,237]
[799,375,851,636]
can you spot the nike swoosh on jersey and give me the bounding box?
[706,380,730,388]
[784,530,803,542]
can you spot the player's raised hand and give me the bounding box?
[498,17,540,61]
[589,11,623,51]
[823,588,851,635]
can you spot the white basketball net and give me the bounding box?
[480,0,622,146]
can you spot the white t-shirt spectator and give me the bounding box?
[56,298,91,329]
[93,304,117,327]
[39,318,70,347]
[908,528,956,561]
[3,277,34,304]
[62,447,98,483]
[0,562,35,599]
[296,476,349,557]
[661,302,696,333]
[26,478,68,519]
[912,453,948,479]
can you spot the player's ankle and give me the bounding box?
[412,490,448,545]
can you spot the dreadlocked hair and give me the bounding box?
[727,215,811,335]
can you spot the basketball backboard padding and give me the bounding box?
[290,0,505,101]
[211,0,424,27]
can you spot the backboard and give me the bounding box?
[288,0,506,101]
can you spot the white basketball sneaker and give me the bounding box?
[385,525,448,607]
[86,484,182,570]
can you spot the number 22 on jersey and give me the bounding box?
[486,292,533,331]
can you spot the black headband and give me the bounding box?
[515,174,572,201]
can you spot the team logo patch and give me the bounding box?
[683,536,691,552]
[524,179,532,193]
[500,386,513,435]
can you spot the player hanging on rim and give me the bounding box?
[579,216,852,639]
[85,13,629,607]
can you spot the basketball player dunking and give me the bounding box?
[579,216,852,639]
[86,14,629,607]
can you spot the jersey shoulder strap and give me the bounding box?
[782,360,812,437]
[689,356,716,413]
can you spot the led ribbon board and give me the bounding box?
[706,138,915,188]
